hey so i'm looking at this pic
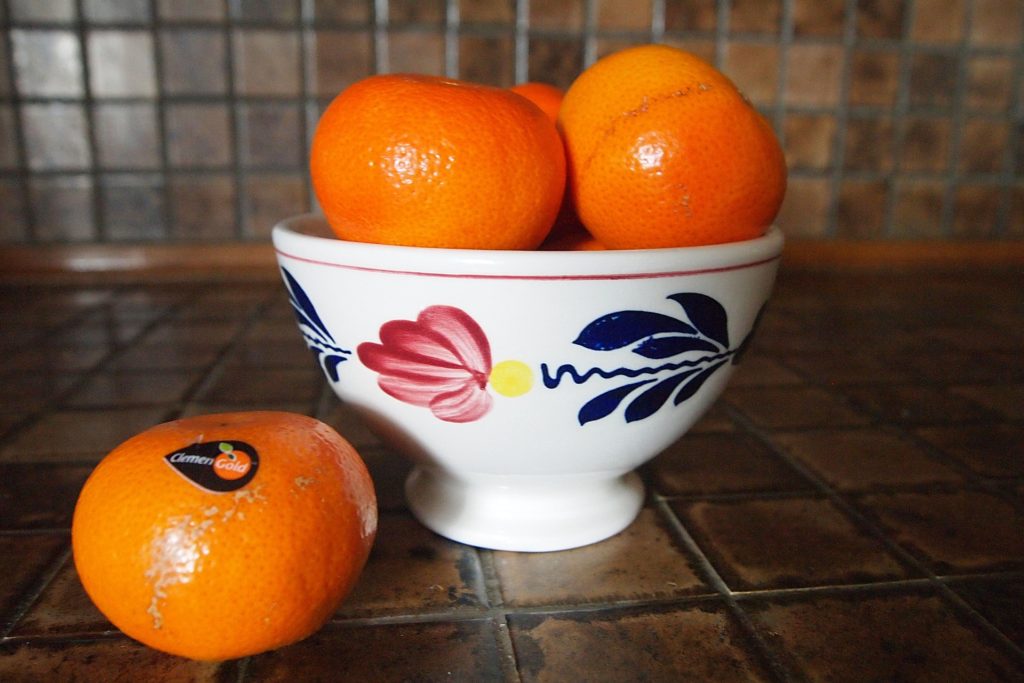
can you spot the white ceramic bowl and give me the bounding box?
[273,214,783,551]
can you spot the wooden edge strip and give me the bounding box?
[1,239,1023,284]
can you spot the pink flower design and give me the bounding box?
[357,306,493,423]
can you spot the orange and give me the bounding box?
[510,81,564,124]
[311,74,566,250]
[72,411,377,661]
[558,44,787,248]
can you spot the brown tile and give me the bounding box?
[843,384,999,426]
[954,579,1024,647]
[493,508,708,607]
[856,490,1024,573]
[966,55,1015,111]
[233,29,301,97]
[774,176,830,238]
[953,184,1002,237]
[157,0,225,21]
[892,348,1024,384]
[730,0,780,33]
[108,341,223,370]
[242,173,308,238]
[891,179,945,238]
[593,37,649,60]
[336,513,484,616]
[313,29,372,96]
[159,28,227,95]
[951,384,1024,421]
[529,0,584,30]
[970,0,1023,47]
[5,345,108,375]
[231,0,298,23]
[659,36,717,64]
[9,556,112,636]
[856,0,906,39]
[723,42,778,106]
[9,0,77,22]
[0,535,66,622]
[387,30,444,75]
[792,0,844,36]
[909,52,958,109]
[596,0,652,30]
[389,0,443,24]
[311,0,371,24]
[240,103,303,169]
[28,177,96,242]
[779,349,911,385]
[844,116,894,172]
[194,366,323,406]
[676,496,907,589]
[527,37,583,90]
[0,638,237,681]
[102,175,167,241]
[94,103,160,169]
[0,407,170,463]
[911,0,965,43]
[0,179,28,242]
[165,104,232,169]
[221,337,313,368]
[725,386,870,431]
[836,179,888,238]
[687,402,737,433]
[959,119,1009,174]
[508,604,772,682]
[664,0,717,32]
[914,424,1024,478]
[783,113,835,170]
[1006,184,1024,235]
[785,43,844,107]
[317,399,384,449]
[352,445,409,511]
[62,370,199,408]
[460,0,515,24]
[849,48,900,106]
[246,621,506,679]
[900,115,951,172]
[747,589,1023,682]
[168,174,238,241]
[0,464,92,530]
[773,428,963,491]
[458,34,514,87]
[729,355,803,387]
[650,432,809,496]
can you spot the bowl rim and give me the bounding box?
[272,213,784,279]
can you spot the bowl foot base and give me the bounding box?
[404,467,645,552]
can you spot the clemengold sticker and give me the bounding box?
[164,440,259,492]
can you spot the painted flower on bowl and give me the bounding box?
[357,305,497,423]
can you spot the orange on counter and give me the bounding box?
[72,411,377,661]
[558,44,787,249]
[311,74,566,250]
[510,81,564,124]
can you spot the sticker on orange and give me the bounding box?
[164,441,259,492]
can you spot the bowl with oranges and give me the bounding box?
[274,44,786,551]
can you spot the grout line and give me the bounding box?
[770,0,792,136]
[513,0,529,84]
[149,0,174,241]
[938,0,975,238]
[823,0,858,239]
[72,0,105,243]
[443,0,459,79]
[372,0,389,73]
[582,0,597,67]
[880,0,916,237]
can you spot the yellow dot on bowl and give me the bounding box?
[489,360,533,398]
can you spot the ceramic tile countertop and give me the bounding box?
[1,267,1022,682]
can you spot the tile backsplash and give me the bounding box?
[0,0,1021,245]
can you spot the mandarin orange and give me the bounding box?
[311,74,566,250]
[72,411,377,661]
[558,44,787,248]
[510,81,564,125]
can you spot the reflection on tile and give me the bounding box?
[22,104,91,171]
[748,590,1022,682]
[338,513,483,616]
[493,508,708,606]
[87,30,156,97]
[233,29,301,97]
[159,29,227,95]
[93,103,160,170]
[677,496,906,589]
[650,432,809,496]
[857,490,1024,573]
[11,30,83,97]
[508,605,772,682]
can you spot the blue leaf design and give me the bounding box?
[282,267,335,343]
[624,368,702,422]
[574,311,696,351]
[668,293,729,348]
[673,359,728,405]
[324,354,348,382]
[633,335,722,359]
[578,379,655,425]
